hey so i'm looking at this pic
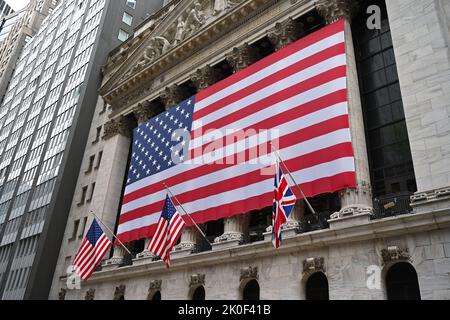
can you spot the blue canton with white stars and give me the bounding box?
[126,98,195,186]
[86,219,105,246]
[161,195,178,222]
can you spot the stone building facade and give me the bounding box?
[50,0,450,300]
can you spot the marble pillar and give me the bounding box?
[316,0,374,228]
[99,115,135,269]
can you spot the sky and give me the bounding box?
[5,0,30,11]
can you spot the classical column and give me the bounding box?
[267,17,305,51]
[316,0,373,227]
[212,44,258,250]
[171,226,202,258]
[98,115,135,270]
[225,43,259,73]
[190,65,220,92]
[267,18,305,234]
[213,214,250,250]
[132,101,159,261]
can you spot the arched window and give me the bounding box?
[243,279,260,300]
[151,291,161,300]
[305,272,329,300]
[192,286,205,300]
[385,262,421,300]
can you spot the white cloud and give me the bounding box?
[5,0,30,11]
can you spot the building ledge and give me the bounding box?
[72,208,450,285]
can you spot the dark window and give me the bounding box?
[353,0,416,197]
[192,286,205,300]
[242,279,260,300]
[385,262,421,300]
[305,272,329,300]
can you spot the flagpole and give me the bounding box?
[163,183,212,246]
[269,143,317,215]
[89,211,132,255]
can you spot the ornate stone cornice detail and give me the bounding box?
[102,116,135,140]
[267,17,304,51]
[240,266,258,282]
[190,65,221,91]
[411,187,450,204]
[226,43,259,73]
[302,257,325,275]
[160,84,185,107]
[113,284,126,300]
[315,0,359,24]
[190,273,206,288]
[381,246,411,265]
[133,101,158,125]
[58,288,67,301]
[85,288,95,300]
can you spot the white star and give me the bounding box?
[146,169,150,175]
[157,165,161,170]
[187,100,192,105]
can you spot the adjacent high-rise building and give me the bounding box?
[0,1,13,18]
[0,1,60,105]
[0,0,164,300]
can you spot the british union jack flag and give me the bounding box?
[272,159,297,248]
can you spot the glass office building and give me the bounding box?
[0,0,163,300]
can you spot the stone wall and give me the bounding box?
[386,0,450,193]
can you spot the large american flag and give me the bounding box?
[73,219,112,281]
[116,19,356,244]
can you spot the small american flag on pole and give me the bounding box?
[148,195,186,268]
[73,219,112,281]
[272,159,296,248]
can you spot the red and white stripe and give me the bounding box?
[148,211,185,268]
[117,19,355,244]
[73,234,112,281]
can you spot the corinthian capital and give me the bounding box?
[103,116,135,140]
[160,84,184,108]
[226,43,259,73]
[190,65,220,92]
[268,18,305,51]
[316,0,359,24]
[133,101,157,125]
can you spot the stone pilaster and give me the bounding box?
[213,214,250,250]
[190,65,221,92]
[160,84,184,108]
[95,115,135,269]
[226,43,259,73]
[316,0,373,227]
[267,17,305,51]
